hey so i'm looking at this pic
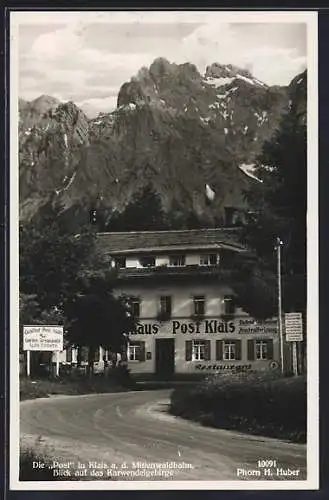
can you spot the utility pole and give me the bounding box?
[276,237,284,374]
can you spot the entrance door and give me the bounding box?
[155,339,175,379]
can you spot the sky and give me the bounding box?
[13,11,308,118]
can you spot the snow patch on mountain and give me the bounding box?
[216,92,229,100]
[254,111,268,126]
[253,77,267,88]
[206,77,235,87]
[64,171,76,191]
[236,74,267,88]
[239,163,263,183]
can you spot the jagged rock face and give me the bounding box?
[19,99,89,220]
[19,59,306,227]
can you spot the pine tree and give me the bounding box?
[233,74,307,318]
[105,184,169,231]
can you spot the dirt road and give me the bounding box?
[20,390,306,481]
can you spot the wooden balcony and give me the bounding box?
[115,264,239,284]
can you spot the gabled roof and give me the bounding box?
[96,228,246,255]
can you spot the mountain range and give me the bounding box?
[19,58,307,229]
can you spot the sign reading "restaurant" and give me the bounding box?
[129,318,277,335]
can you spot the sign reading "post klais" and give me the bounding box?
[23,326,64,351]
[129,318,277,335]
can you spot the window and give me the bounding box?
[216,340,241,360]
[200,254,217,266]
[192,340,207,361]
[169,255,186,267]
[131,298,140,318]
[255,340,268,360]
[186,340,210,361]
[128,343,140,361]
[127,341,145,362]
[223,295,236,315]
[193,295,205,316]
[223,341,236,360]
[139,256,155,268]
[159,296,172,315]
[248,339,273,361]
[114,256,126,269]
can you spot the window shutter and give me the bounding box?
[235,340,242,360]
[216,340,223,360]
[186,341,192,361]
[205,340,211,361]
[247,340,255,361]
[139,342,146,362]
[267,340,274,360]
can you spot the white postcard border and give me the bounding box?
[9,9,319,491]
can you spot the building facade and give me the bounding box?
[55,228,285,377]
[88,228,281,378]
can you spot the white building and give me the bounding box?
[85,228,281,379]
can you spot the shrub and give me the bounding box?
[20,449,59,481]
[170,372,306,443]
[111,364,136,388]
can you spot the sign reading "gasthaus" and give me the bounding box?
[23,326,64,351]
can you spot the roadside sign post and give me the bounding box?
[284,313,303,376]
[276,238,284,374]
[26,349,30,377]
[23,325,64,377]
[292,342,298,377]
[55,351,60,377]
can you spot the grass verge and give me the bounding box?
[20,367,135,401]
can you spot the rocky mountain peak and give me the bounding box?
[204,62,267,89]
[149,57,175,79]
[19,94,61,131]
[30,94,60,111]
[205,63,251,79]
[19,61,306,230]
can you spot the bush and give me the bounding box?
[170,372,306,443]
[111,363,136,388]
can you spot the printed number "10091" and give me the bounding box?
[258,460,277,468]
